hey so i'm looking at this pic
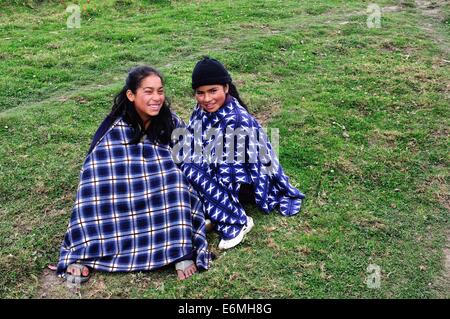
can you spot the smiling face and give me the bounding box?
[126,74,165,125]
[194,84,229,113]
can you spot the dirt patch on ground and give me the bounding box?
[382,6,403,13]
[415,0,447,19]
[37,268,111,299]
[368,129,401,149]
[253,101,281,126]
[415,0,450,55]
[37,268,80,299]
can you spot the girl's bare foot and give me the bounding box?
[175,260,197,280]
[47,264,57,271]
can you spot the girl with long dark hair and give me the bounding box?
[55,66,212,283]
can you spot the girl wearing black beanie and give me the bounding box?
[191,56,248,112]
[178,56,305,250]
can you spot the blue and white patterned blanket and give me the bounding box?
[176,97,305,240]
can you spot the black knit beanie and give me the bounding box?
[191,56,232,89]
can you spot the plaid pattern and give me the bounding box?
[57,115,212,275]
[179,97,305,240]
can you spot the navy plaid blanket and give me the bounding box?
[57,115,212,275]
[177,96,305,240]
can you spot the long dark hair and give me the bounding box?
[227,82,249,111]
[110,66,174,145]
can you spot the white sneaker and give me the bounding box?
[218,216,254,250]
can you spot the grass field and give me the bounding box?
[0,0,449,298]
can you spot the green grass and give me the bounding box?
[0,0,449,298]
